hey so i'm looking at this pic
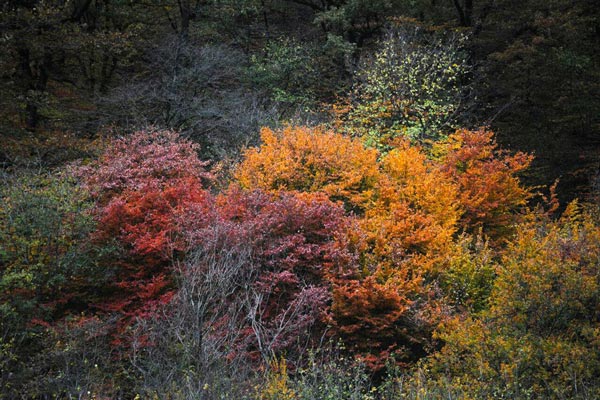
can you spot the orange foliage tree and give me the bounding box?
[233,125,534,371]
[435,128,533,243]
[370,141,460,266]
[330,141,460,370]
[235,126,380,212]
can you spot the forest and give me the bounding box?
[0,0,599,398]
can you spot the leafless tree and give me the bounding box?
[244,284,330,369]
[130,224,256,398]
[102,39,278,159]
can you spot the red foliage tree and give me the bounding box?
[94,179,213,321]
[209,188,351,363]
[80,128,211,203]
[78,129,213,339]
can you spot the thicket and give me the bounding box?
[2,126,598,399]
[1,0,599,398]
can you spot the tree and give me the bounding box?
[332,25,472,150]
[468,0,600,202]
[104,40,277,159]
[80,128,211,202]
[0,0,139,133]
[129,228,256,398]
[435,128,533,243]
[431,203,600,398]
[77,129,212,338]
[213,188,350,365]
[235,126,381,213]
[291,0,409,46]
[250,37,322,110]
[0,170,96,396]
[451,0,474,26]
[328,141,460,370]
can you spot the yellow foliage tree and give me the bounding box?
[430,203,600,398]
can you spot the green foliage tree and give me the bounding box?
[0,0,140,133]
[306,0,410,45]
[0,170,96,396]
[250,37,321,109]
[334,25,472,150]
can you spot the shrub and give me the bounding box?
[77,128,213,339]
[430,203,600,398]
[235,126,380,213]
[0,169,96,396]
[436,128,533,243]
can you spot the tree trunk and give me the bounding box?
[178,0,191,39]
[452,0,474,26]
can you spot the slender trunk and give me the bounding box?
[452,0,473,26]
[17,46,50,130]
[465,0,473,26]
[178,0,191,40]
[261,0,270,39]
